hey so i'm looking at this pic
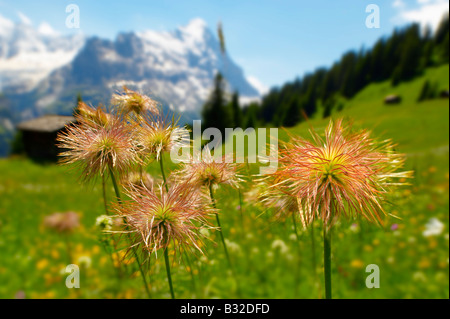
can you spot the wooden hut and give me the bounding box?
[384,94,402,105]
[16,115,77,161]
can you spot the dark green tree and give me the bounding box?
[244,102,260,128]
[201,72,232,139]
[229,91,243,128]
[282,96,301,127]
[72,92,83,116]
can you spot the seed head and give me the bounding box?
[44,211,80,233]
[268,119,412,227]
[121,171,156,190]
[173,146,241,190]
[114,182,212,258]
[76,102,113,128]
[135,112,187,162]
[111,86,159,117]
[57,117,139,182]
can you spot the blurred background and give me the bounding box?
[0,0,448,299]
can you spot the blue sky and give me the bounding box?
[0,0,448,90]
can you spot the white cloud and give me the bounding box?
[393,0,449,31]
[0,12,14,29]
[393,0,406,8]
[38,22,60,36]
[17,11,32,25]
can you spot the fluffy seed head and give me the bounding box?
[135,113,187,162]
[76,102,113,128]
[44,211,80,233]
[111,86,159,116]
[173,146,241,190]
[268,119,412,227]
[256,175,299,221]
[114,182,212,257]
[57,117,139,181]
[121,171,156,190]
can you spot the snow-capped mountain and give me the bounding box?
[0,15,260,119]
[0,14,85,93]
[33,18,259,115]
[0,14,262,155]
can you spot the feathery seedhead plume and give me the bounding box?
[76,102,113,128]
[256,174,299,221]
[121,170,156,190]
[44,211,80,233]
[268,118,412,228]
[114,182,212,258]
[111,86,159,117]
[57,116,140,182]
[173,146,242,190]
[135,112,187,162]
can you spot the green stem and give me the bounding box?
[101,174,125,278]
[102,175,109,215]
[209,185,231,268]
[292,213,300,242]
[323,224,332,299]
[164,248,175,299]
[310,222,317,274]
[108,165,152,299]
[159,155,197,297]
[292,213,301,298]
[159,154,169,193]
[183,251,198,295]
[101,238,122,284]
[238,187,244,227]
[109,166,122,205]
[209,184,241,297]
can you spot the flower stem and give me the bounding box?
[109,166,122,205]
[108,165,152,299]
[292,213,299,242]
[159,154,169,193]
[323,224,332,299]
[209,184,241,297]
[164,248,175,299]
[310,223,317,272]
[102,175,109,215]
[292,213,301,297]
[209,185,231,268]
[159,154,197,296]
[101,174,124,279]
[238,188,244,218]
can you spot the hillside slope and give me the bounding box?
[285,64,449,157]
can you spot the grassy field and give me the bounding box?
[0,65,448,299]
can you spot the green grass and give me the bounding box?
[0,65,448,299]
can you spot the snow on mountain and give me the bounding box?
[0,15,262,137]
[26,17,260,119]
[0,13,85,93]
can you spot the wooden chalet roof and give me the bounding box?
[16,115,76,133]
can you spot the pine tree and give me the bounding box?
[201,72,232,139]
[72,92,83,116]
[230,91,243,128]
[282,97,301,127]
[244,103,260,129]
